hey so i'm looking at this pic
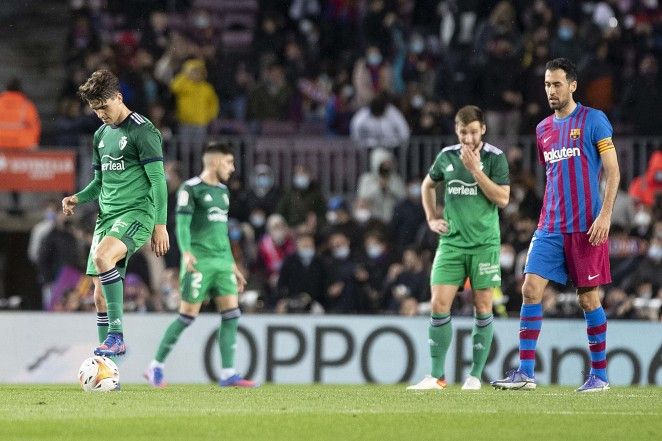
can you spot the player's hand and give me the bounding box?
[460,145,481,174]
[428,218,449,235]
[62,195,78,216]
[151,224,170,257]
[183,251,197,272]
[587,212,611,246]
[233,265,247,293]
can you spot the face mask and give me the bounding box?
[648,244,662,261]
[410,95,425,109]
[634,210,651,228]
[298,247,315,264]
[256,174,273,189]
[326,211,339,224]
[341,85,354,98]
[353,208,371,223]
[367,53,382,66]
[194,14,210,29]
[46,211,56,222]
[500,253,515,270]
[558,26,574,41]
[366,244,384,259]
[250,213,266,228]
[271,230,286,245]
[293,174,310,190]
[407,184,421,198]
[333,245,350,259]
[410,39,425,54]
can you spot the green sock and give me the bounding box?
[96,312,108,343]
[429,313,452,379]
[99,268,124,334]
[155,314,194,363]
[218,308,240,369]
[470,313,494,378]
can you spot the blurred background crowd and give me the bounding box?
[0,0,660,320]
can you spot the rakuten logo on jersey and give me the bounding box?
[543,147,581,164]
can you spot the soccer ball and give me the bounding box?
[78,356,120,392]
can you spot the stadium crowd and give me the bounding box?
[3,1,662,319]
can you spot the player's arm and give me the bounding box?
[144,161,169,257]
[62,170,102,216]
[421,174,448,234]
[460,145,510,208]
[588,145,620,246]
[175,186,197,272]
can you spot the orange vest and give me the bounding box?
[0,91,41,148]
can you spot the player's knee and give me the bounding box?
[92,249,111,271]
[577,292,600,311]
[221,307,241,321]
[521,280,543,303]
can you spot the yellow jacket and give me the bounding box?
[170,73,219,126]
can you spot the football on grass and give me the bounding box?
[78,356,119,392]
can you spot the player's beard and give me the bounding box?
[549,97,568,112]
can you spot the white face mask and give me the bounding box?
[634,210,651,228]
[293,174,310,190]
[333,245,350,259]
[407,184,421,198]
[326,211,339,224]
[298,247,315,265]
[366,244,384,259]
[250,213,265,228]
[353,208,371,223]
[271,230,286,245]
[648,244,662,261]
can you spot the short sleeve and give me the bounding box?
[428,153,445,182]
[590,110,615,154]
[490,153,510,185]
[176,185,194,215]
[135,124,164,164]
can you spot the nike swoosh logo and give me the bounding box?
[543,136,552,143]
[588,274,600,280]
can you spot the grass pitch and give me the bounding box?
[1,384,660,441]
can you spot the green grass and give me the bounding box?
[1,385,661,441]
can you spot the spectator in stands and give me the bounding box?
[244,164,282,224]
[170,58,219,175]
[350,92,410,149]
[549,17,582,64]
[247,63,292,124]
[257,214,296,304]
[356,230,395,313]
[322,231,361,313]
[37,211,82,310]
[277,164,326,227]
[383,246,430,313]
[0,78,40,149]
[357,148,406,223]
[622,54,661,136]
[28,200,58,266]
[352,45,393,107]
[276,232,325,313]
[628,151,662,208]
[321,196,362,252]
[390,178,426,255]
[141,11,170,60]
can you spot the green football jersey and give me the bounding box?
[428,143,509,254]
[176,177,233,260]
[92,112,163,222]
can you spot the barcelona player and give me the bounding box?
[492,58,620,392]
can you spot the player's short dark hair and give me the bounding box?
[455,105,485,126]
[77,69,120,103]
[545,58,577,82]
[204,141,234,156]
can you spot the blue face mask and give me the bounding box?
[256,174,273,189]
[298,248,315,265]
[367,53,382,66]
[229,228,242,241]
[558,26,574,41]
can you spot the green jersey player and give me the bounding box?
[407,105,510,391]
[145,142,258,388]
[62,69,169,358]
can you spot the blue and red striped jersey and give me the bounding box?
[535,103,614,233]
